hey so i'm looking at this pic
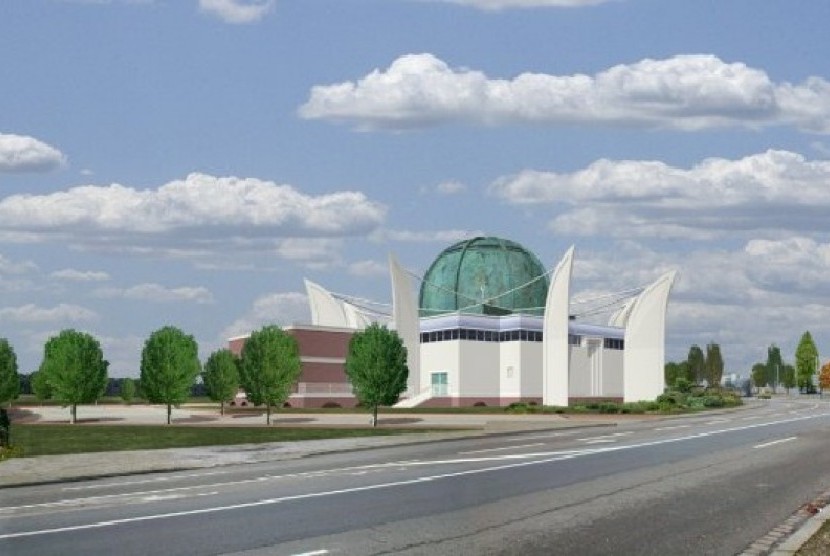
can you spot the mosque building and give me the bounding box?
[229,237,677,408]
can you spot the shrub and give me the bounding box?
[473,401,487,407]
[702,396,725,408]
[0,445,23,461]
[598,402,620,414]
[321,401,342,409]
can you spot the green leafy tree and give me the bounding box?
[795,331,819,392]
[687,345,705,384]
[239,326,301,425]
[345,323,409,428]
[203,348,240,416]
[120,378,136,404]
[140,326,201,424]
[751,362,767,389]
[781,364,796,392]
[0,339,20,406]
[705,342,724,388]
[40,329,109,424]
[664,361,680,388]
[31,369,52,403]
[766,345,783,392]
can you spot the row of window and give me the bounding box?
[604,338,625,350]
[419,329,624,350]
[420,329,543,343]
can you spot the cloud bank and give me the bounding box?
[0,173,385,246]
[300,53,830,133]
[490,150,830,239]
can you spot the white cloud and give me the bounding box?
[348,259,388,277]
[299,53,830,133]
[434,180,468,195]
[489,150,830,239]
[0,133,66,173]
[0,303,97,323]
[221,292,309,339]
[94,283,214,304]
[198,0,274,24]
[433,0,613,9]
[378,228,485,243]
[0,253,37,275]
[0,173,385,246]
[51,268,111,282]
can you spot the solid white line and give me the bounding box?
[289,551,329,556]
[2,412,828,541]
[753,437,797,449]
[459,443,545,454]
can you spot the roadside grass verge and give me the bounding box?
[9,424,439,458]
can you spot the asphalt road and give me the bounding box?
[3,398,830,555]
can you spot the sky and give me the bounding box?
[2,0,830,378]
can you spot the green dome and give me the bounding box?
[419,237,549,317]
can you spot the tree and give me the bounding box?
[120,378,136,404]
[704,342,724,388]
[687,345,705,385]
[203,348,240,416]
[345,323,409,428]
[781,364,796,392]
[140,326,201,424]
[766,345,783,392]
[40,329,108,424]
[818,362,830,395]
[31,369,52,403]
[664,361,680,388]
[795,331,819,392]
[0,339,20,407]
[239,326,301,425]
[751,362,767,389]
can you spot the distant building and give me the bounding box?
[229,237,677,408]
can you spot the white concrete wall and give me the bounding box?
[602,349,624,397]
[420,341,460,396]
[568,346,591,398]
[499,342,523,399]
[458,341,500,398]
[520,342,543,399]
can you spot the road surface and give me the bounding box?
[3,398,830,555]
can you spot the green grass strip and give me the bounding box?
[9,424,435,457]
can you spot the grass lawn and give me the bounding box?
[9,424,435,457]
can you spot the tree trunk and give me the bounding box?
[372,405,378,428]
[266,404,271,426]
[167,404,172,425]
[70,404,76,425]
[220,400,224,416]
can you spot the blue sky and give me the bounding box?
[2,0,830,378]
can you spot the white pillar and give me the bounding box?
[389,254,421,397]
[623,271,678,402]
[543,246,574,407]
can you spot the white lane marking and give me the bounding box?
[577,432,632,443]
[289,551,329,556]
[753,437,797,449]
[62,471,230,491]
[519,431,578,440]
[705,419,729,424]
[459,443,545,454]
[655,425,690,431]
[3,412,829,540]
